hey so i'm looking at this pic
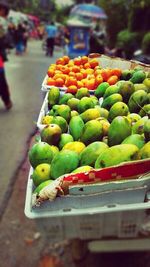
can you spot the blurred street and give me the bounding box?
[0,40,150,267]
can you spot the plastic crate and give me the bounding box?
[25,168,150,240]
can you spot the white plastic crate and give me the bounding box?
[25,168,150,240]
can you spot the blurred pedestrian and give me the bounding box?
[89,28,105,54]
[0,1,12,110]
[22,21,29,53]
[14,23,25,55]
[45,21,58,57]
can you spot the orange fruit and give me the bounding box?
[76,72,84,81]
[80,69,88,78]
[56,57,65,65]
[94,69,102,76]
[107,75,118,85]
[81,56,88,65]
[55,78,64,87]
[69,71,76,77]
[47,68,55,77]
[84,62,91,69]
[85,68,94,75]
[110,68,122,77]
[86,79,96,90]
[89,59,99,68]
[95,75,103,86]
[72,65,80,73]
[47,78,56,86]
[74,57,82,66]
[63,55,70,64]
[66,85,78,94]
[60,66,70,75]
[77,80,84,88]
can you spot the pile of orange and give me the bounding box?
[46,55,122,94]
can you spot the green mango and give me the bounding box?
[139,104,150,117]
[48,87,60,107]
[58,93,73,104]
[94,82,109,98]
[134,83,149,93]
[108,116,132,146]
[95,144,139,169]
[130,70,146,84]
[90,95,99,106]
[51,116,68,133]
[128,90,148,113]
[69,116,84,141]
[59,133,74,150]
[103,85,119,99]
[143,119,150,142]
[80,108,101,122]
[77,97,95,113]
[118,81,135,103]
[138,142,150,159]
[80,120,103,145]
[101,93,123,110]
[72,166,93,173]
[94,106,109,119]
[143,78,150,89]
[51,150,79,179]
[80,141,108,167]
[108,102,129,122]
[41,124,62,146]
[67,98,80,110]
[127,113,141,124]
[122,134,145,149]
[75,87,90,99]
[55,104,71,122]
[120,70,133,80]
[132,116,148,135]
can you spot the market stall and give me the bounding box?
[25,53,150,256]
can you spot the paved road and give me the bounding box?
[0,40,63,210]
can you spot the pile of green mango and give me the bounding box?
[29,67,150,191]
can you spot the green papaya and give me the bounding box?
[95,144,139,169]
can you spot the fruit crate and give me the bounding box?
[25,165,150,240]
[41,54,150,92]
[26,54,150,242]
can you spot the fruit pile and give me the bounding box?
[29,64,150,198]
[46,55,122,92]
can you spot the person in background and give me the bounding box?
[0,1,12,110]
[22,21,29,53]
[14,23,25,55]
[45,21,57,57]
